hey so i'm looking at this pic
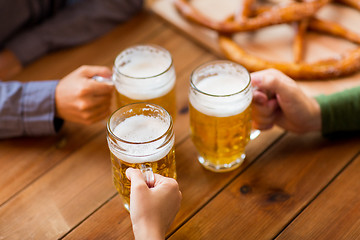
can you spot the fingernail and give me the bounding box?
[125,168,133,179]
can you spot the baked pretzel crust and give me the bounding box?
[173,0,330,33]
[174,0,360,79]
[219,35,360,80]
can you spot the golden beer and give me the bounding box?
[115,87,176,121]
[189,61,252,172]
[113,44,177,119]
[110,148,176,211]
[107,103,176,211]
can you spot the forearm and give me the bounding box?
[6,0,143,65]
[316,86,360,136]
[0,80,63,138]
[132,221,164,240]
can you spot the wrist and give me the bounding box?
[54,81,63,119]
[132,220,165,240]
[308,97,322,132]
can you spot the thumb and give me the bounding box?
[251,69,295,99]
[79,65,112,78]
[126,168,148,189]
[85,79,114,96]
[251,70,279,93]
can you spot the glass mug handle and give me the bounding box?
[140,164,155,188]
[92,75,114,85]
[250,129,261,140]
[251,85,261,140]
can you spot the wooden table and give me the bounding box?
[1,8,360,240]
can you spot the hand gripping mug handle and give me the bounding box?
[140,164,155,188]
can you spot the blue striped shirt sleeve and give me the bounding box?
[0,80,61,138]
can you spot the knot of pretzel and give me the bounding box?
[174,0,360,80]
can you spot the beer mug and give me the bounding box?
[106,103,176,211]
[112,44,177,119]
[189,60,253,172]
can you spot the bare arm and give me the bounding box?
[126,168,182,240]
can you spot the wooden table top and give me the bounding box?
[1,9,360,240]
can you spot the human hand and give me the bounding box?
[0,49,23,80]
[55,65,114,124]
[251,68,321,134]
[126,168,182,240]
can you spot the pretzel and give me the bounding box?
[218,13,360,79]
[219,34,360,79]
[293,19,309,63]
[308,17,360,44]
[174,0,360,79]
[337,0,360,11]
[173,0,330,33]
[234,0,255,22]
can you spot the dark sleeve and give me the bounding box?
[0,80,63,138]
[315,86,360,137]
[5,0,143,65]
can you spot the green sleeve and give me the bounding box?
[315,86,360,137]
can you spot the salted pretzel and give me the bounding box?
[174,0,360,79]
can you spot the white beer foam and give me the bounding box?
[110,115,173,163]
[190,73,252,117]
[113,45,176,100]
[120,52,169,78]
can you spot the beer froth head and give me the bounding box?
[113,44,176,100]
[107,103,174,164]
[189,60,252,117]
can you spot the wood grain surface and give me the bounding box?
[0,5,359,240]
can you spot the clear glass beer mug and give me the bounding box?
[112,44,177,119]
[106,103,176,211]
[189,60,253,172]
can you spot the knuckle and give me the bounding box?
[167,178,180,189]
[77,87,88,97]
[77,101,90,111]
[79,65,90,71]
[82,112,94,121]
[268,68,280,74]
[77,65,88,73]
[133,183,146,192]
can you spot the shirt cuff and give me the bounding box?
[22,80,63,136]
